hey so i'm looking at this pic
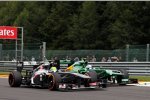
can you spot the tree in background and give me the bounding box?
[0,1,150,50]
[68,1,100,49]
[39,2,81,49]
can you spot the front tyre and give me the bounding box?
[86,71,97,83]
[84,71,98,87]
[8,71,22,87]
[48,73,61,91]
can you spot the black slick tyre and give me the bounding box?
[84,71,98,87]
[117,69,129,85]
[119,69,129,79]
[86,71,97,83]
[8,71,22,87]
[48,72,61,91]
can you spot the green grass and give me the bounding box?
[130,76,150,82]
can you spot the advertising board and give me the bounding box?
[0,26,17,39]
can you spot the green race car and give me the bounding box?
[60,60,130,86]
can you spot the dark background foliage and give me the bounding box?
[0,1,149,50]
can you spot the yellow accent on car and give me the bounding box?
[65,65,73,71]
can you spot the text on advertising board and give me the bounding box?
[0,26,17,39]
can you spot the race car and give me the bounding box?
[60,60,131,85]
[8,62,107,91]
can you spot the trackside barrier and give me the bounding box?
[0,61,150,76]
[0,61,36,72]
[88,62,150,76]
[0,61,18,72]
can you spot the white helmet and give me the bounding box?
[86,65,92,69]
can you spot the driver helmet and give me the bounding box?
[86,65,92,69]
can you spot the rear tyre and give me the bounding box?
[48,73,61,91]
[117,69,129,85]
[8,71,22,87]
[119,69,129,79]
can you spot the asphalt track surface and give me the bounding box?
[0,78,150,100]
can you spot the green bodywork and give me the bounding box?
[60,60,129,84]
